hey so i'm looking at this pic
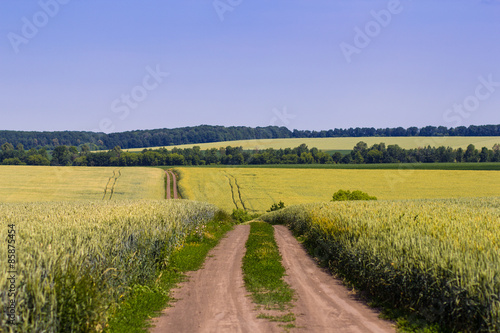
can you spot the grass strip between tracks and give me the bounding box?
[242,221,296,328]
[105,211,234,333]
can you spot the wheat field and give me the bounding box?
[0,166,165,202]
[176,167,500,212]
[126,136,500,152]
[261,197,500,331]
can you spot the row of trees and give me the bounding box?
[342,142,500,164]
[1,124,499,150]
[2,142,499,166]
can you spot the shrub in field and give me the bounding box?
[331,189,376,201]
[0,200,219,332]
[267,201,286,212]
[261,197,500,331]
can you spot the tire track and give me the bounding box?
[165,170,171,199]
[168,170,178,199]
[102,168,121,200]
[232,177,247,211]
[225,174,239,210]
[224,171,246,210]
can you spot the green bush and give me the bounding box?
[331,189,376,201]
[267,201,285,212]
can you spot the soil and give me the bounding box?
[168,170,178,199]
[165,170,178,199]
[149,224,396,333]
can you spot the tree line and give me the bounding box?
[2,142,499,166]
[1,124,499,150]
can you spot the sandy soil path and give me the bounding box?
[165,170,171,199]
[168,170,178,198]
[273,225,396,333]
[149,225,280,333]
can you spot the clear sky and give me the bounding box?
[1,0,499,133]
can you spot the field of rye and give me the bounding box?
[261,197,500,331]
[0,200,219,332]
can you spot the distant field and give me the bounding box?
[176,167,500,212]
[175,162,500,170]
[126,136,500,152]
[0,166,164,202]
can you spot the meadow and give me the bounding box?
[0,200,220,332]
[261,198,500,331]
[126,136,500,152]
[176,167,500,212]
[0,166,165,202]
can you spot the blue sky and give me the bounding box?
[1,0,499,133]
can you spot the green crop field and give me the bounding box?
[261,197,500,331]
[176,167,500,212]
[0,200,219,332]
[0,166,165,202]
[126,136,500,152]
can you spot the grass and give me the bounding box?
[176,167,500,212]
[0,165,165,202]
[124,136,500,152]
[106,211,234,332]
[242,221,296,328]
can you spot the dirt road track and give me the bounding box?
[150,225,279,333]
[150,224,395,333]
[274,225,395,332]
[168,170,178,198]
[165,170,178,199]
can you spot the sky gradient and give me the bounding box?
[1,0,499,133]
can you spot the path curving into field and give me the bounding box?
[149,225,279,333]
[273,225,395,332]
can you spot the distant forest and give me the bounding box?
[1,124,499,150]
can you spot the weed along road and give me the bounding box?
[149,224,395,333]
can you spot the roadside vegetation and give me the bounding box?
[0,200,228,332]
[107,211,234,332]
[261,197,500,332]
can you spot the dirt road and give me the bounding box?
[150,224,395,333]
[165,170,178,199]
[150,225,279,333]
[273,225,395,332]
[168,170,178,198]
